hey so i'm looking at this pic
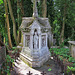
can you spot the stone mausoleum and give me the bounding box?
[19,0,53,67]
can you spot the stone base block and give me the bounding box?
[20,52,50,67]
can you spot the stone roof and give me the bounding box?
[19,17,51,30]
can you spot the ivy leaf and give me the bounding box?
[48,68,52,71]
[4,14,6,18]
[0,0,3,4]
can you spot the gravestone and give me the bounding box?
[19,0,53,67]
[68,41,75,58]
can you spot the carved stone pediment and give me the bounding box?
[30,20,41,29]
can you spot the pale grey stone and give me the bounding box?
[19,0,53,67]
[68,41,75,58]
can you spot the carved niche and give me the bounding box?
[33,30,39,49]
[42,35,46,47]
[25,35,30,47]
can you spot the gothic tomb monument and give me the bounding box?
[19,0,53,67]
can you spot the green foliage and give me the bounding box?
[59,42,64,48]
[0,0,75,46]
[59,39,69,48]
[58,56,63,61]
[50,47,75,74]
[50,48,71,59]
[4,14,6,18]
[67,66,73,73]
[67,66,75,74]
[11,47,16,50]
[24,0,33,17]
[48,68,52,71]
[0,0,3,4]
[68,57,75,63]
[0,55,14,75]
[53,0,75,44]
[50,47,75,66]
[6,55,14,63]
[72,63,75,67]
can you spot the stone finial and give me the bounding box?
[31,0,40,18]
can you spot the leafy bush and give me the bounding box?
[67,66,75,74]
[50,48,75,63]
[0,55,14,75]
[60,42,64,48]
[72,63,75,67]
[68,57,75,63]
[50,48,70,59]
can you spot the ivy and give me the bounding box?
[0,0,3,4]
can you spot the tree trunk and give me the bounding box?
[17,31,21,44]
[7,0,17,45]
[42,0,47,18]
[4,0,12,48]
[17,0,24,44]
[60,1,66,44]
[20,0,24,16]
[17,0,20,27]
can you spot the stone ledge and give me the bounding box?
[68,41,75,45]
[20,53,33,61]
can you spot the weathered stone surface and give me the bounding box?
[0,46,6,64]
[20,50,50,67]
[19,0,52,67]
[20,46,50,67]
[19,17,52,67]
[68,41,75,58]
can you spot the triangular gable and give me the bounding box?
[30,20,41,29]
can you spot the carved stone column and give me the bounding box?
[46,34,47,47]
[38,29,41,49]
[39,34,41,49]
[30,34,33,50]
[30,30,34,50]
[23,33,25,47]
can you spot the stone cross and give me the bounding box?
[27,71,33,75]
[41,71,46,75]
[31,0,40,17]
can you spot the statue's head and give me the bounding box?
[34,32,37,35]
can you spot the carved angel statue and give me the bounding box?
[34,32,38,49]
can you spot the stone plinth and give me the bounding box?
[68,41,75,58]
[20,47,50,67]
[19,0,53,67]
[19,17,52,67]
